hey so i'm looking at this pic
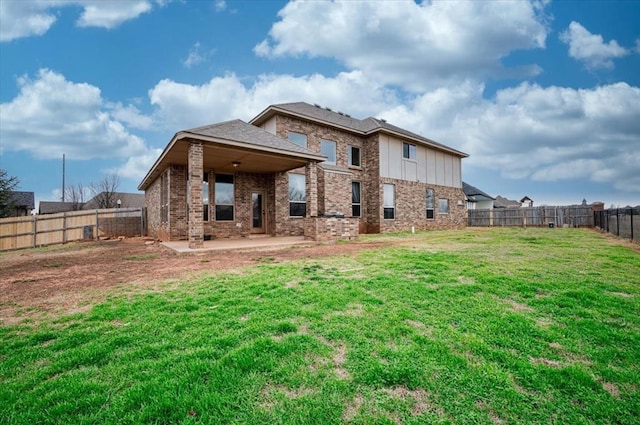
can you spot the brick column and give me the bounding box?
[306,162,318,217]
[188,142,204,248]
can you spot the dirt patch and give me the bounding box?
[0,237,389,325]
[529,356,563,368]
[601,381,620,399]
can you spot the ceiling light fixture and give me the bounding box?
[232,161,241,168]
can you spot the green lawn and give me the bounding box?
[1,228,639,424]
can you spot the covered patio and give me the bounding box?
[139,119,326,248]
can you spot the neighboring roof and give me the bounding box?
[462,182,495,202]
[520,196,533,203]
[39,201,83,214]
[84,192,145,209]
[6,191,35,209]
[184,119,321,157]
[251,102,468,158]
[494,195,522,208]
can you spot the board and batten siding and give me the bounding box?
[379,134,462,187]
[260,116,277,134]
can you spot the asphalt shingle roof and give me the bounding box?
[266,102,467,157]
[463,182,495,200]
[7,191,35,209]
[185,119,322,157]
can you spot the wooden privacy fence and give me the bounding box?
[594,208,639,242]
[0,207,146,251]
[468,205,594,228]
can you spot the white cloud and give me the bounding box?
[76,0,152,29]
[0,0,166,41]
[255,0,549,91]
[147,69,639,193]
[559,21,629,70]
[0,69,155,165]
[148,70,397,129]
[214,0,226,12]
[182,42,215,68]
[383,82,640,192]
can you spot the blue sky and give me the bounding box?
[1,0,639,209]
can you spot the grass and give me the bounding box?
[1,228,639,424]
[123,254,158,261]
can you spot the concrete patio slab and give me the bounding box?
[161,236,315,253]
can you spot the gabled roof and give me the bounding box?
[83,192,145,209]
[494,195,522,208]
[462,182,495,202]
[251,102,468,158]
[138,119,326,191]
[184,119,320,157]
[7,191,35,209]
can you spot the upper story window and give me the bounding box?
[288,131,307,148]
[289,173,306,217]
[215,174,234,221]
[348,146,361,167]
[403,142,416,160]
[321,139,337,165]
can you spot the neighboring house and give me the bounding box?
[520,196,534,208]
[493,196,522,209]
[2,191,35,216]
[39,192,145,215]
[83,192,145,209]
[463,182,495,210]
[138,102,468,247]
[39,201,84,214]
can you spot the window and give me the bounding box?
[160,171,168,223]
[215,174,234,221]
[288,131,307,148]
[321,139,336,165]
[403,142,416,160]
[383,184,395,219]
[348,146,361,167]
[438,198,449,214]
[352,181,361,217]
[203,172,209,222]
[289,173,306,217]
[426,188,434,219]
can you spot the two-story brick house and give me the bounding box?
[138,102,468,248]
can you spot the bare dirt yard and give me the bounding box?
[0,238,388,325]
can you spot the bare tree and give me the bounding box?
[89,173,120,209]
[64,182,87,210]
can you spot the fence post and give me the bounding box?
[630,208,634,241]
[32,215,37,248]
[616,208,620,237]
[63,212,67,243]
[95,210,99,241]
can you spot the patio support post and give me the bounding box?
[188,141,204,248]
[306,162,318,217]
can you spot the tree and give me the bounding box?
[64,182,87,210]
[0,169,20,218]
[89,173,120,208]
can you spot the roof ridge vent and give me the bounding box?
[337,111,344,116]
[314,103,321,108]
[345,114,351,117]
[379,118,387,123]
[325,107,332,111]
